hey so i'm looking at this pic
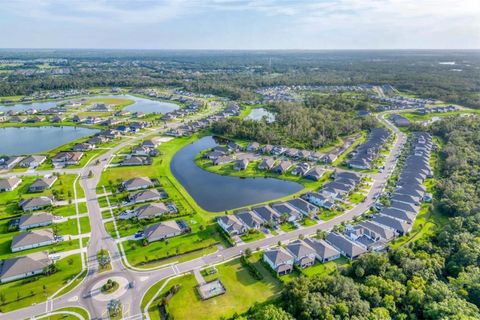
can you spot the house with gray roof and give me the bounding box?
[18,212,54,231]
[51,151,84,166]
[271,160,293,174]
[134,203,171,220]
[303,192,335,210]
[29,176,58,192]
[143,220,187,243]
[380,207,416,223]
[390,200,420,215]
[0,156,23,170]
[287,198,319,216]
[217,215,246,236]
[18,155,47,168]
[304,167,325,181]
[270,202,302,222]
[235,211,262,230]
[11,229,55,252]
[371,215,412,236]
[263,248,294,275]
[233,159,249,171]
[326,232,367,259]
[258,158,275,170]
[285,240,316,268]
[128,189,163,204]
[304,237,341,262]
[0,251,52,283]
[122,177,154,191]
[0,177,22,192]
[19,197,53,211]
[252,205,280,225]
[358,221,396,242]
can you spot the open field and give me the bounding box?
[148,257,282,320]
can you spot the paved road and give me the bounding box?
[3,112,406,320]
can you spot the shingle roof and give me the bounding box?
[18,212,54,228]
[264,248,293,265]
[135,203,169,219]
[0,251,51,281]
[144,221,182,240]
[286,240,316,259]
[11,229,55,250]
[304,238,340,260]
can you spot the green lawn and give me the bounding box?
[240,230,265,243]
[123,223,221,268]
[279,222,297,232]
[0,254,83,312]
[148,257,282,320]
[301,257,349,277]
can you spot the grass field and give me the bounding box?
[148,257,282,320]
[122,223,221,267]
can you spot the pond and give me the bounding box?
[170,136,303,212]
[245,108,275,123]
[0,126,99,155]
[0,94,179,114]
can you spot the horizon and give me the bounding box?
[1,0,479,50]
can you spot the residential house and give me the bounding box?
[121,156,152,166]
[371,215,412,236]
[270,202,302,222]
[246,142,260,152]
[11,229,55,252]
[51,151,84,166]
[304,167,325,181]
[252,205,280,226]
[0,156,22,170]
[285,240,316,268]
[134,203,171,220]
[29,176,58,192]
[263,248,294,275]
[217,215,247,236]
[304,238,341,262]
[18,155,47,168]
[326,232,367,259]
[0,251,52,283]
[235,211,263,230]
[287,198,319,216]
[213,155,234,166]
[18,212,54,230]
[271,160,292,174]
[258,158,275,170]
[303,192,335,210]
[128,189,163,204]
[143,220,188,243]
[19,197,53,211]
[233,159,249,171]
[0,177,22,192]
[122,177,154,191]
[72,143,95,152]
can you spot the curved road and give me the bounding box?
[3,112,405,320]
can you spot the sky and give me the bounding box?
[0,0,479,49]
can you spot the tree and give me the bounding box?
[244,248,252,258]
[254,305,294,320]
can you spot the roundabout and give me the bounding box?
[90,276,130,302]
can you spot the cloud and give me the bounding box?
[0,0,479,48]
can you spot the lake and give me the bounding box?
[0,126,99,155]
[0,94,179,114]
[245,108,275,123]
[170,136,303,212]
